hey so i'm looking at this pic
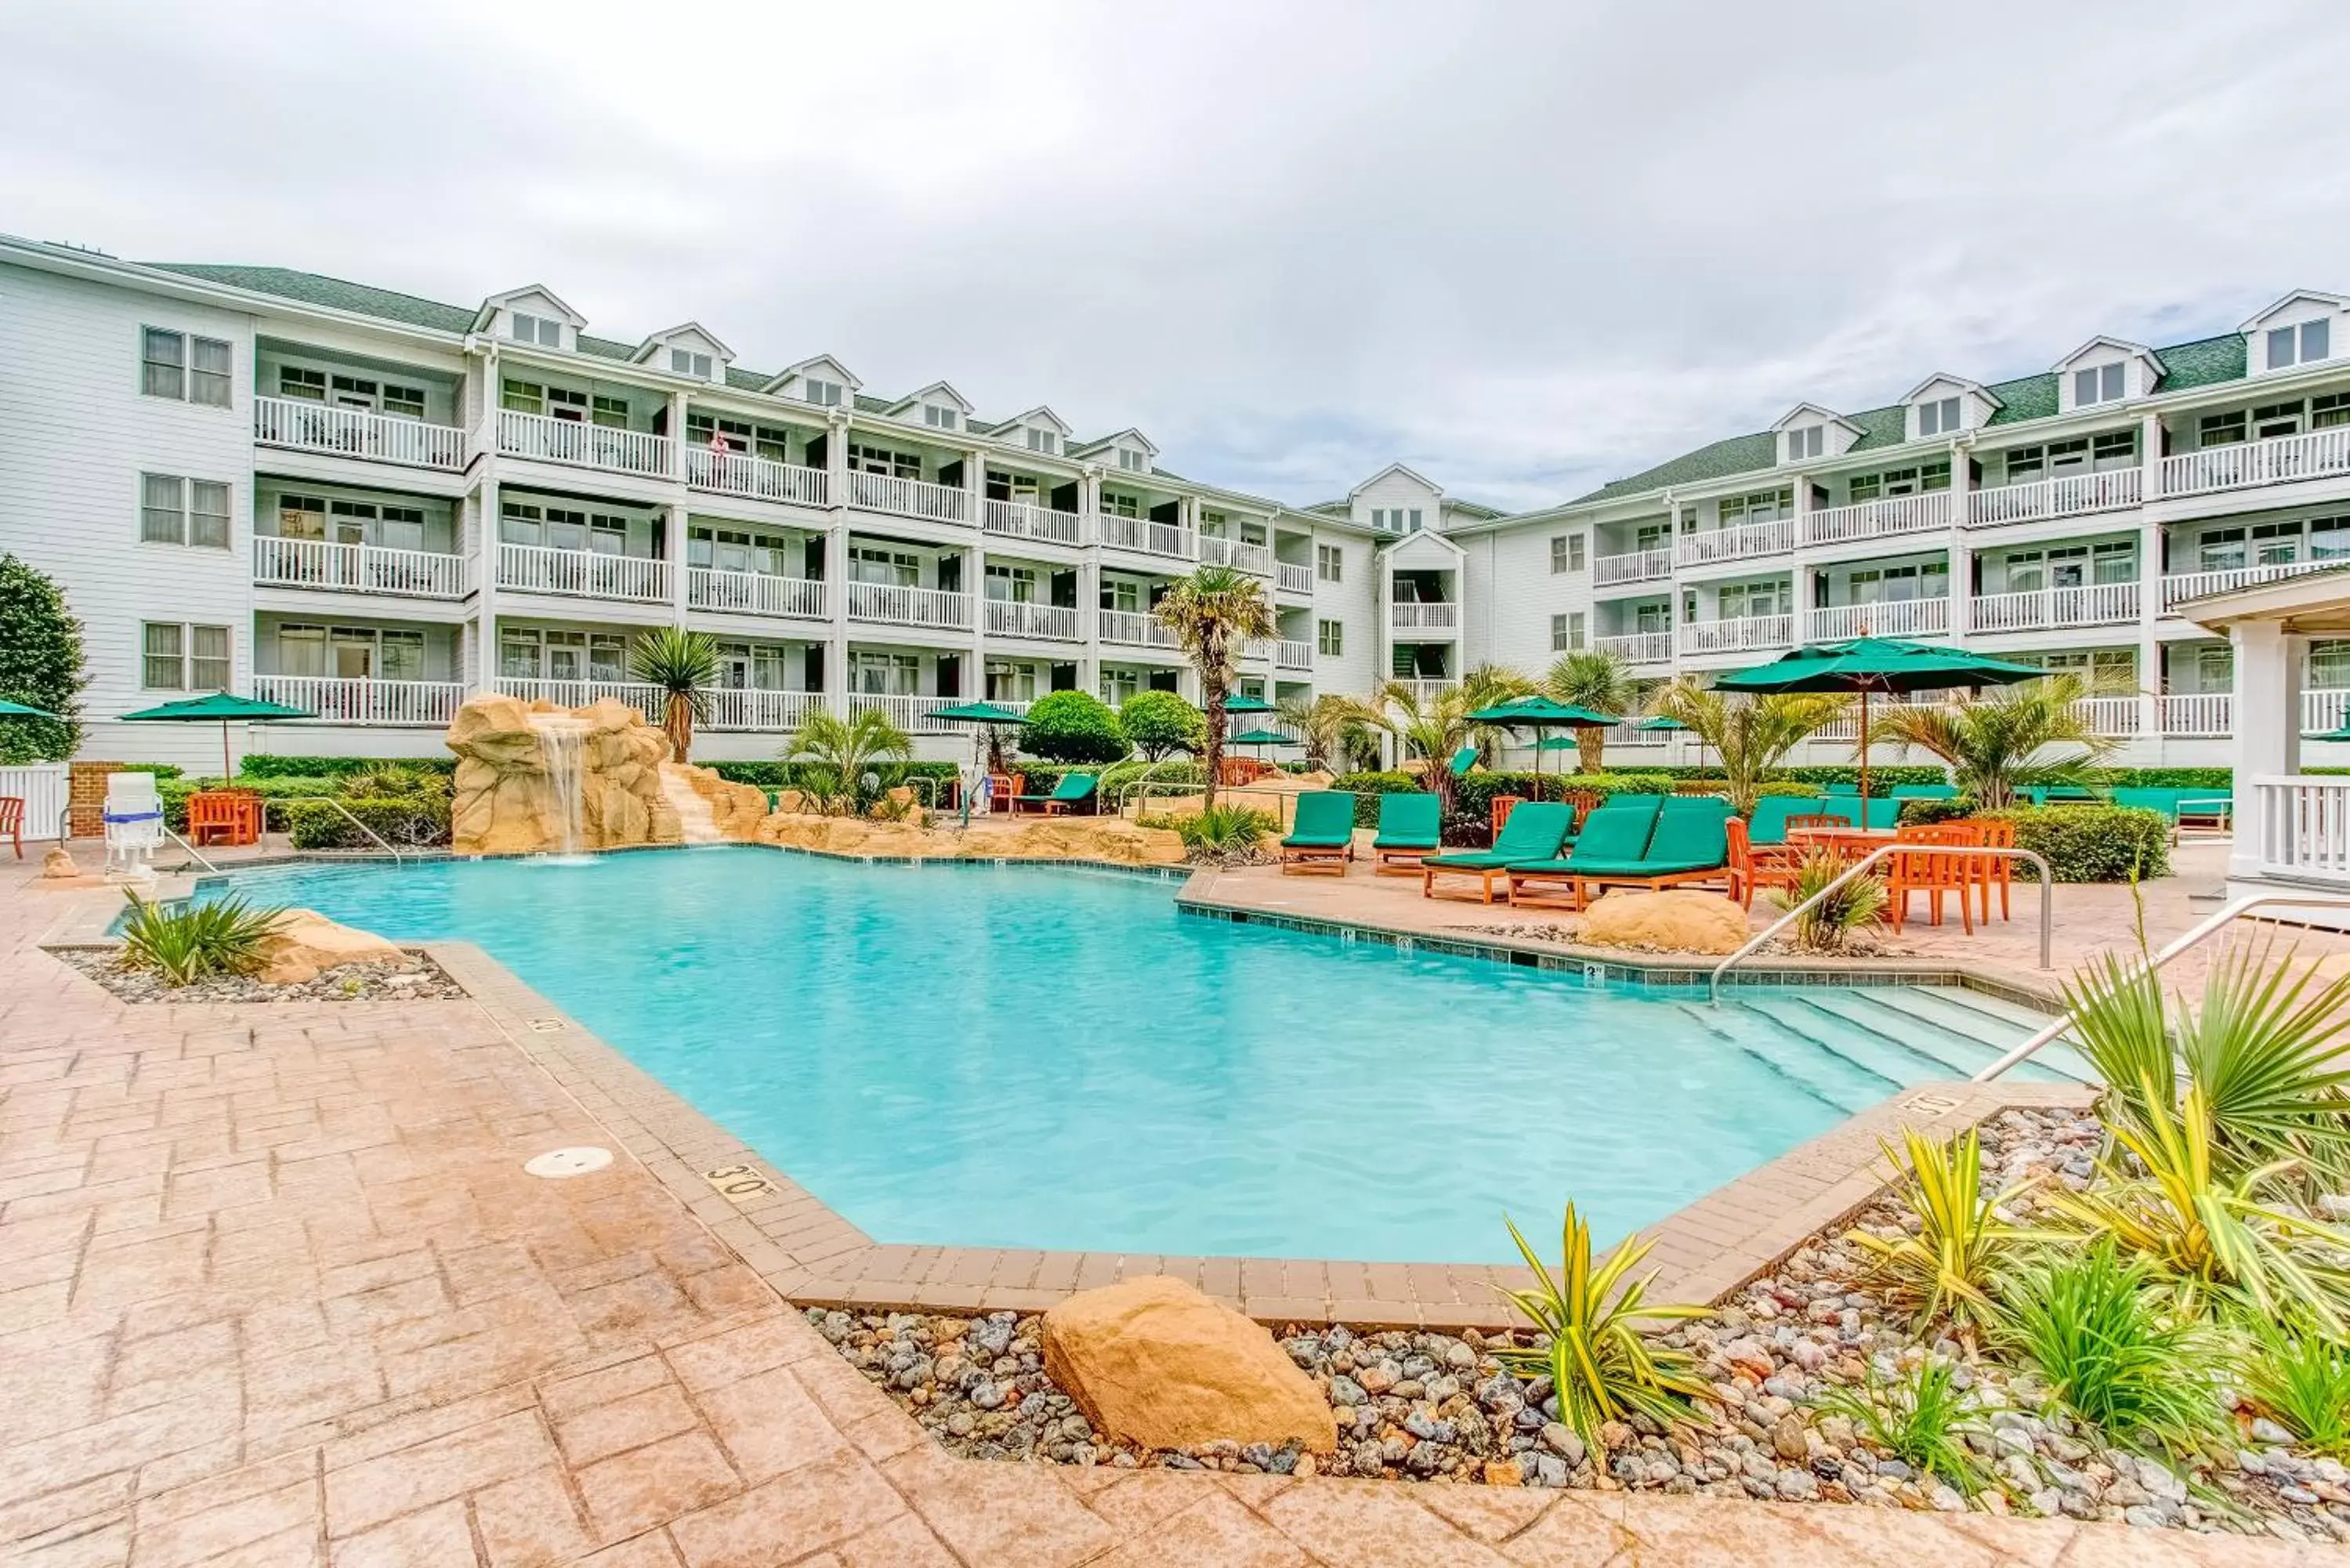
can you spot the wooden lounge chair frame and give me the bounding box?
[1419,803,1579,904]
[1505,799,1729,911]
[1280,792,1358,876]
[1371,793,1444,876]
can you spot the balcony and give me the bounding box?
[2075,696,2144,737]
[2249,775,2350,888]
[1595,631,1672,664]
[686,567,825,621]
[2162,557,2347,610]
[985,599,1083,641]
[497,410,674,480]
[1390,678,1454,708]
[1677,518,1795,567]
[2159,693,2232,737]
[1198,536,1273,574]
[1276,561,1314,596]
[1965,469,2142,527]
[248,675,466,727]
[493,676,663,719]
[1391,601,1459,632]
[1804,490,1952,547]
[1594,547,1672,587]
[846,693,956,734]
[703,689,825,733]
[255,397,466,473]
[498,543,672,603]
[1276,639,1314,670]
[252,536,468,600]
[1682,614,1794,655]
[684,447,828,507]
[2310,689,2350,735]
[845,470,971,525]
[982,499,1082,546]
[1098,608,1180,650]
[845,581,972,631]
[1967,581,2139,634]
[1099,514,1195,559]
[1801,597,1950,642]
[2162,427,2350,499]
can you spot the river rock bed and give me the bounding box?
[820,1107,2349,1541]
[55,946,466,1004]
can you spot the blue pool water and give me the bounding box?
[196,849,2051,1262]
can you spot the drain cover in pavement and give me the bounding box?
[524,1146,614,1179]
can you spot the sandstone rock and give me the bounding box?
[41,846,81,879]
[444,695,683,856]
[252,909,416,985]
[750,811,1183,865]
[667,763,770,838]
[1578,889,1751,955]
[1040,1276,1336,1454]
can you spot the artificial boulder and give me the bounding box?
[1041,1276,1337,1454]
[1577,889,1751,954]
[444,694,679,856]
[253,909,416,985]
[751,812,1183,865]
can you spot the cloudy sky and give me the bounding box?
[4,1,2346,512]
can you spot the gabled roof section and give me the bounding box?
[2242,291,2350,331]
[1380,528,1465,563]
[469,285,585,334]
[1001,404,1072,436]
[886,380,973,416]
[146,263,477,334]
[1770,403,1863,436]
[628,320,734,366]
[2053,334,2164,375]
[1901,372,2002,411]
[1445,498,1507,521]
[759,354,860,397]
[1074,427,1158,459]
[1348,461,1441,498]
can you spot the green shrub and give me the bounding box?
[1019,690,1129,765]
[1995,804,2171,882]
[0,552,88,763]
[708,759,958,790]
[1753,780,1826,798]
[119,893,286,986]
[1151,803,1276,862]
[279,795,452,850]
[239,754,454,779]
[2241,1320,2350,1458]
[1774,847,1885,953]
[337,766,448,799]
[1811,1358,1988,1497]
[158,776,339,832]
[1993,1239,2223,1453]
[1118,690,1204,760]
[1897,796,1975,827]
[1331,770,1421,825]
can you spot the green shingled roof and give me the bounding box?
[150,263,478,335]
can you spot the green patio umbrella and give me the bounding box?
[119,693,316,781]
[0,698,61,719]
[1227,726,1297,761]
[1466,693,1621,801]
[1223,692,1274,714]
[1714,637,2041,802]
[928,700,1031,824]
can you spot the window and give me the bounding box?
[2316,393,2350,430]
[1407,509,1423,532]
[2314,642,2350,689]
[499,501,544,545]
[1027,428,1056,454]
[590,395,630,430]
[142,622,229,690]
[382,383,426,419]
[1371,509,1390,531]
[802,377,843,407]
[510,313,563,347]
[2092,430,2137,469]
[851,547,920,586]
[1785,425,1824,462]
[2255,401,2305,440]
[378,505,425,552]
[500,378,545,415]
[138,474,230,549]
[668,348,713,379]
[1101,578,1139,613]
[852,652,920,696]
[1316,544,1342,582]
[1099,668,1140,705]
[923,405,958,431]
[277,494,326,540]
[1550,612,1586,652]
[278,366,326,402]
[2199,410,2247,448]
[1316,619,1343,656]
[141,328,231,405]
[1100,490,1141,520]
[2316,516,2350,559]
[985,661,1038,704]
[2269,318,2332,370]
[984,563,1036,603]
[849,444,920,479]
[2073,362,2127,406]
[1117,448,1149,473]
[1720,487,1793,524]
[1917,396,1962,437]
[1550,536,1572,574]
[1718,581,1782,618]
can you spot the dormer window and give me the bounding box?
[1027,429,1057,454]
[1117,448,1149,473]
[2271,319,2332,370]
[1785,425,1823,462]
[2073,363,2126,407]
[924,405,958,431]
[802,378,843,408]
[510,313,562,348]
[668,348,713,379]
[1917,396,1962,437]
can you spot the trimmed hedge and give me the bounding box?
[1019,690,1128,765]
[708,760,958,790]
[241,754,454,779]
[158,775,338,832]
[280,796,452,850]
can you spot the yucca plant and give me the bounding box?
[118,893,288,987]
[1810,1356,1990,1496]
[2060,948,2175,1144]
[1772,846,1887,953]
[2177,939,2350,1171]
[1849,1125,2037,1331]
[627,626,720,762]
[2239,1316,2350,1457]
[1994,1238,2225,1454]
[1167,803,1276,862]
[1493,1204,1715,1455]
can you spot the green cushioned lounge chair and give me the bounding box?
[1823,780,1861,797]
[1280,791,1360,875]
[1447,745,1481,779]
[1012,772,1098,815]
[1859,797,1901,831]
[1508,795,1731,910]
[1746,797,1814,846]
[1371,792,1443,875]
[1419,802,1579,904]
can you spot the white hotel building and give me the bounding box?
[4,232,2349,772]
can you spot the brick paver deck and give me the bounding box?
[0,854,2316,1565]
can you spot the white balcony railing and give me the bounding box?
[1276,562,1314,596]
[1098,608,1180,649]
[1967,581,2140,633]
[1681,614,1794,654]
[847,693,958,734]
[248,675,467,727]
[1801,597,1950,642]
[1602,720,1667,747]
[1676,518,1796,567]
[686,567,825,621]
[2074,696,2144,737]
[703,688,826,733]
[684,447,829,507]
[1198,536,1274,574]
[845,581,972,630]
[845,470,971,524]
[1276,639,1314,669]
[498,543,672,603]
[252,536,469,599]
[254,397,466,472]
[985,599,1083,641]
[2160,693,2232,737]
[497,410,674,480]
[2162,557,2347,610]
[1595,631,1673,664]
[1965,468,2142,527]
[2163,428,2350,499]
[2251,775,2350,887]
[1391,601,1460,631]
[2308,688,2350,736]
[1813,693,1943,741]
[982,499,1083,545]
[493,677,664,720]
[1099,514,1195,559]
[1594,547,1673,587]
[1804,490,1952,546]
[1392,679,1454,708]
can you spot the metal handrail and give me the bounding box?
[1708,843,2054,1003]
[163,827,220,874]
[269,796,409,863]
[1972,890,2350,1081]
[1109,758,1193,813]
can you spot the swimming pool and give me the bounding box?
[197,849,2065,1263]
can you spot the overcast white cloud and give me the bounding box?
[3,0,2346,511]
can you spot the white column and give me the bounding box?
[669,505,690,629]
[965,451,988,699]
[476,477,500,697]
[2138,515,2165,748]
[2142,411,2166,501]
[1080,466,1101,546]
[2229,618,2304,879]
[826,411,853,715]
[1950,535,1975,641]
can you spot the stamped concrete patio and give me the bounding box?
[0,850,2325,1566]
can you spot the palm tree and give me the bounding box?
[1153,566,1276,807]
[1343,664,1531,820]
[1872,672,2120,809]
[782,708,914,815]
[1274,693,1368,776]
[1543,650,1639,774]
[1649,677,1851,815]
[627,627,720,762]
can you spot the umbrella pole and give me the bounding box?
[1859,690,1871,806]
[222,720,233,783]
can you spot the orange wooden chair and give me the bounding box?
[1974,817,2015,922]
[186,790,258,847]
[1886,824,1976,935]
[1726,816,1808,911]
[0,796,22,860]
[1489,794,1524,838]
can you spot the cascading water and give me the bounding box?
[525,712,596,863]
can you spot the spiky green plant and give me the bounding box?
[1339,664,1531,820]
[1161,804,1276,863]
[1872,672,2119,809]
[782,708,913,816]
[1646,678,1850,815]
[1492,1204,1714,1455]
[1993,1238,2225,1454]
[1848,1125,2037,1330]
[2239,1316,2350,1458]
[1810,1357,1990,1496]
[626,626,721,763]
[1273,693,1367,776]
[1151,566,1276,808]
[1542,650,1638,773]
[118,893,288,987]
[2176,940,2350,1170]
[1772,846,1887,953]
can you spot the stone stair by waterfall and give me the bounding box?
[657,766,724,845]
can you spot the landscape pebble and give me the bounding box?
[56,945,465,1003]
